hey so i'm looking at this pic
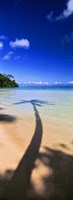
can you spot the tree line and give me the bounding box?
[0,73,18,87]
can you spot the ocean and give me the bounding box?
[0,86,73,128]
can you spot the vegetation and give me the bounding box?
[0,73,18,88]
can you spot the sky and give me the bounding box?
[0,0,73,85]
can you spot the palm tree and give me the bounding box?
[7,74,14,80]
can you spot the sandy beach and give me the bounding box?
[0,113,73,200]
[0,87,73,199]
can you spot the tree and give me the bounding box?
[7,74,14,80]
[0,73,18,88]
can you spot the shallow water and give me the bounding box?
[0,87,73,128]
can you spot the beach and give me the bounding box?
[0,87,73,199]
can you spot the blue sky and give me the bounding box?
[0,0,73,85]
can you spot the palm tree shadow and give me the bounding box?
[1,100,72,200]
[31,146,73,200]
[1,146,73,200]
[4,99,49,200]
[14,99,55,107]
[0,108,3,110]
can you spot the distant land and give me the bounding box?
[0,73,18,88]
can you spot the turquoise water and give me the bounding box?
[0,87,73,128]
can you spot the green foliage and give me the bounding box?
[0,73,18,88]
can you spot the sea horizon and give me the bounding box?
[1,84,73,90]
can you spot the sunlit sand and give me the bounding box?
[0,115,73,199]
[0,89,73,199]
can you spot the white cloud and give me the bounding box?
[32,81,43,85]
[53,81,62,85]
[0,41,3,49]
[26,81,49,85]
[3,51,14,60]
[43,81,49,85]
[0,35,7,40]
[57,0,73,20]
[53,82,58,85]
[67,81,73,84]
[47,0,73,21]
[19,81,64,86]
[19,81,73,86]
[63,0,73,17]
[10,38,30,49]
[21,81,48,85]
[23,82,27,84]
[28,81,32,84]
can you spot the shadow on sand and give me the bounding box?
[0,108,3,110]
[3,100,44,200]
[32,146,73,200]
[0,146,73,200]
[0,114,16,122]
[13,99,55,107]
[0,100,73,200]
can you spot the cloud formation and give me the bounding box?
[57,0,73,20]
[10,38,30,49]
[0,41,3,49]
[0,35,7,40]
[68,81,73,84]
[47,0,73,21]
[62,32,73,43]
[19,80,73,86]
[21,81,62,86]
[3,51,14,60]
[20,81,48,85]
